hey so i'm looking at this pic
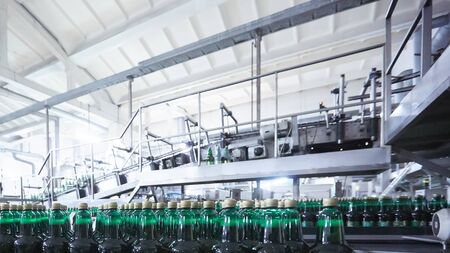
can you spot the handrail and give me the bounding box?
[385,0,398,19]
[141,43,385,109]
[136,99,382,144]
[386,0,430,75]
[37,152,51,176]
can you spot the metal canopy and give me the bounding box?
[0,0,378,125]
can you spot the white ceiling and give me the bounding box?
[0,0,449,139]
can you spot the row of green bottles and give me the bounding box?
[298,194,448,228]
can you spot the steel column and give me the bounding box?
[274,72,278,158]
[255,33,262,130]
[293,177,300,200]
[139,107,143,172]
[339,74,345,115]
[384,16,392,144]
[421,0,432,76]
[45,107,53,205]
[90,144,95,199]
[128,77,134,148]
[197,93,201,166]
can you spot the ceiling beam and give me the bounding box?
[0,65,117,126]
[0,0,379,125]
[11,0,114,104]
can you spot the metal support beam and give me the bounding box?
[0,0,379,124]
[255,33,262,130]
[46,107,53,205]
[394,148,450,178]
[421,0,432,76]
[128,77,134,148]
[197,93,201,166]
[0,0,7,67]
[293,176,300,200]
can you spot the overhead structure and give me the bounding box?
[0,0,379,125]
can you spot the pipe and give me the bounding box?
[12,153,36,175]
[255,33,262,130]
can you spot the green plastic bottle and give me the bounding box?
[361,197,375,228]
[154,203,166,241]
[43,203,69,253]
[252,199,289,253]
[169,200,202,253]
[393,196,412,227]
[9,204,20,237]
[198,201,218,253]
[14,203,43,253]
[345,198,361,227]
[159,201,178,249]
[191,201,202,241]
[300,200,316,228]
[281,199,309,253]
[128,202,143,246]
[98,202,131,253]
[69,203,98,253]
[377,196,393,227]
[309,198,353,253]
[212,199,244,253]
[133,201,162,253]
[0,203,15,253]
[238,200,258,253]
[93,205,106,244]
[411,196,428,227]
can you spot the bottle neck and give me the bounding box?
[48,210,65,237]
[20,210,35,237]
[105,209,121,240]
[0,211,13,235]
[75,211,92,239]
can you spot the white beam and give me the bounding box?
[21,0,225,78]
[0,0,7,67]
[11,0,114,105]
[0,65,117,125]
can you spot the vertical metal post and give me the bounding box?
[274,73,279,158]
[251,42,254,131]
[128,77,134,148]
[45,107,53,205]
[339,74,345,115]
[293,177,300,200]
[139,107,143,172]
[90,144,94,199]
[384,17,392,134]
[370,68,377,141]
[54,118,60,174]
[20,177,23,205]
[197,93,202,166]
[255,33,262,129]
[0,0,7,67]
[256,180,261,200]
[421,0,432,76]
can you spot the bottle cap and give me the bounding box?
[255,201,260,208]
[0,203,9,210]
[278,201,285,208]
[9,204,17,211]
[323,198,338,207]
[52,202,61,210]
[167,201,177,209]
[260,201,266,209]
[240,200,254,208]
[191,201,200,209]
[284,199,297,208]
[108,202,118,209]
[23,203,32,210]
[134,202,143,209]
[264,199,278,208]
[129,203,135,209]
[222,199,237,208]
[157,202,166,209]
[143,201,152,209]
[78,203,88,210]
[203,200,215,209]
[151,203,157,209]
[180,200,191,209]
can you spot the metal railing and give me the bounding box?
[31,43,385,205]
